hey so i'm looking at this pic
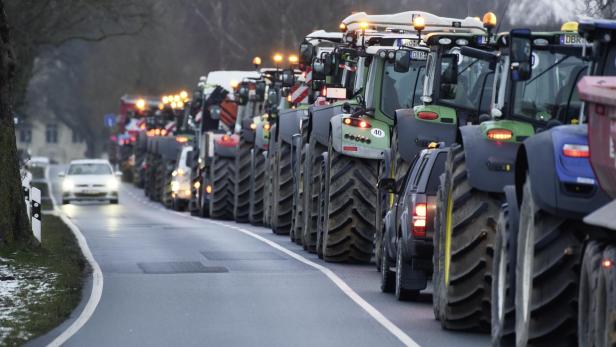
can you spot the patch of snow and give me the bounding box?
[0,261,58,343]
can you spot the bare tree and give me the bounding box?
[0,0,153,246]
[584,0,616,18]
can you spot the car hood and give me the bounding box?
[65,175,113,185]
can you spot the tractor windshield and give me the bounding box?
[440,51,493,113]
[512,50,586,124]
[380,60,425,118]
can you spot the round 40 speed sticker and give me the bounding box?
[371,128,385,138]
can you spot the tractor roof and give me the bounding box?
[204,70,261,95]
[342,11,485,35]
[305,30,344,44]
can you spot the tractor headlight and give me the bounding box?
[62,179,74,191]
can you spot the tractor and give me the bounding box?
[433,23,608,336]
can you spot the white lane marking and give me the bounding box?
[126,188,420,346]
[207,220,420,347]
[45,167,104,347]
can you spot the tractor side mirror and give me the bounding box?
[312,59,326,81]
[299,42,314,66]
[255,81,266,102]
[281,69,295,88]
[394,49,411,73]
[322,52,333,75]
[509,28,533,81]
[440,54,459,85]
[377,178,396,193]
[238,84,249,106]
[209,106,221,120]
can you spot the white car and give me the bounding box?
[60,159,120,204]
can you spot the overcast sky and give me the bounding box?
[509,0,586,25]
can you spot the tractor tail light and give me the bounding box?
[417,111,439,120]
[342,117,372,128]
[487,129,513,141]
[217,135,238,147]
[411,203,427,238]
[562,144,589,158]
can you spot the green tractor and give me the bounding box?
[312,11,486,263]
[432,24,598,333]
[232,74,267,223]
[375,16,493,270]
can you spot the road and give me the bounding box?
[36,165,488,347]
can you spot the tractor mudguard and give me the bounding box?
[503,185,520,231]
[213,141,238,158]
[330,114,387,160]
[395,109,457,163]
[381,148,392,181]
[310,103,346,146]
[240,118,255,143]
[383,209,396,259]
[269,124,278,156]
[459,125,518,193]
[279,108,307,145]
[521,126,609,218]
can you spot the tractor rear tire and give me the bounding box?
[515,176,582,347]
[303,138,326,252]
[233,138,252,223]
[491,203,516,347]
[595,245,616,347]
[435,144,497,332]
[578,240,605,347]
[322,139,377,263]
[290,142,305,244]
[249,149,265,225]
[209,156,235,220]
[272,142,293,235]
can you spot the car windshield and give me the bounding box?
[513,50,586,123]
[439,51,493,112]
[68,163,112,175]
[380,60,425,118]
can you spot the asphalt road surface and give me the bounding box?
[35,165,488,347]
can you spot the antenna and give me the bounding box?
[495,0,512,33]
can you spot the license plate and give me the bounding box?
[82,190,100,195]
[560,34,586,46]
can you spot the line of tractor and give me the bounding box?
[110,11,616,346]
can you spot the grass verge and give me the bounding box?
[0,214,85,346]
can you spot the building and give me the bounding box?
[16,118,87,164]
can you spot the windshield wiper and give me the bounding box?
[525,55,571,85]
[457,58,480,77]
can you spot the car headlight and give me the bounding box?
[107,177,120,190]
[62,179,74,191]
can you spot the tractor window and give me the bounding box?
[512,51,585,124]
[365,58,378,109]
[440,50,493,113]
[380,60,425,118]
[426,153,446,195]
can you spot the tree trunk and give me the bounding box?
[0,0,34,246]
